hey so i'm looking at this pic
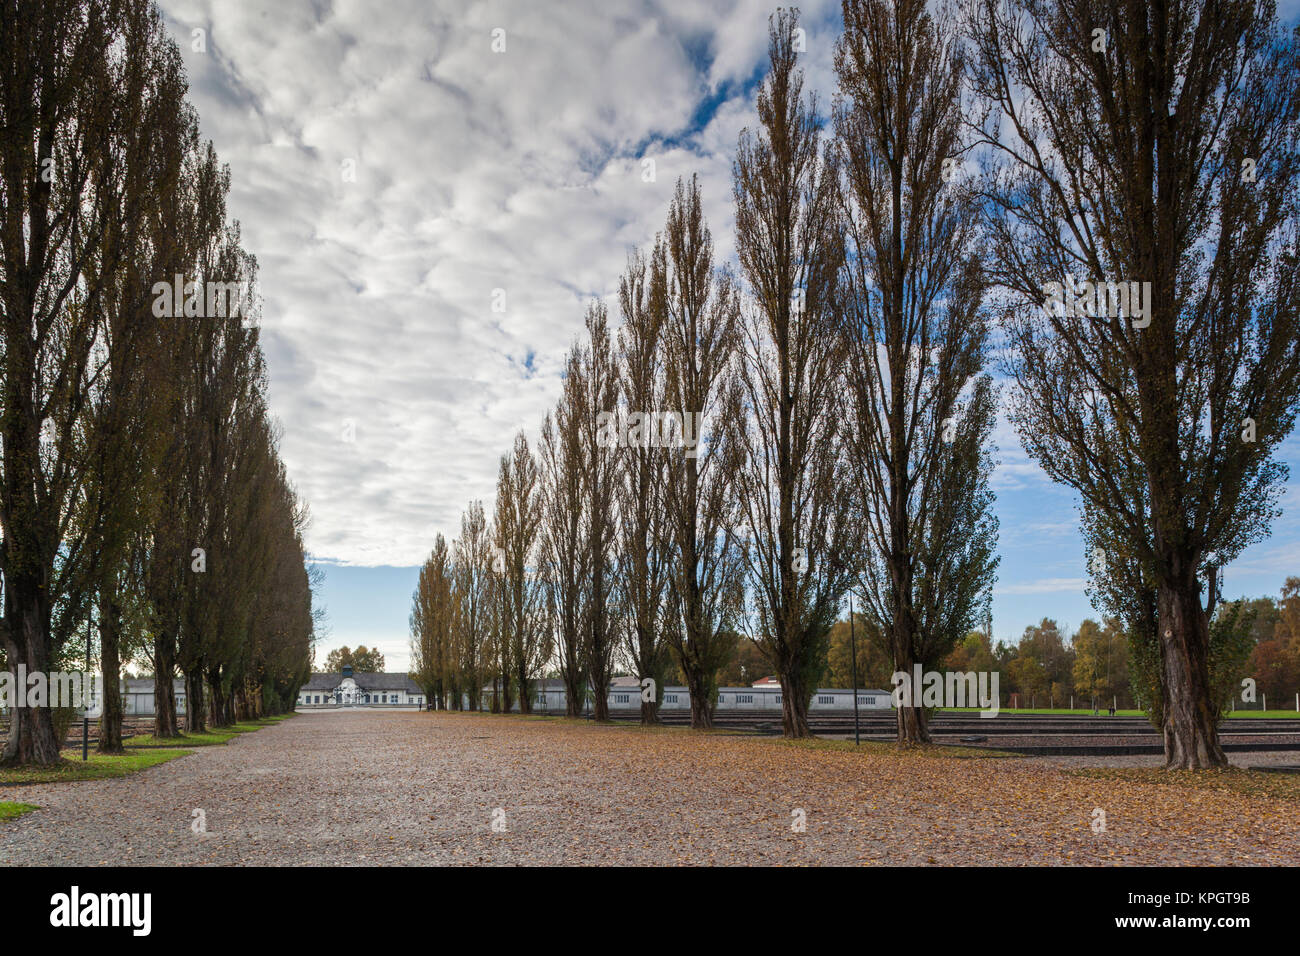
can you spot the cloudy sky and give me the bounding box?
[157,0,1300,672]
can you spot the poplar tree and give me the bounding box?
[835,0,999,743]
[733,9,852,738]
[968,0,1300,767]
[659,178,746,730]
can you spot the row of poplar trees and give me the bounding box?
[414,0,1300,769]
[0,0,316,766]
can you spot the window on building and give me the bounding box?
[665,695,677,704]
[615,694,629,704]
[737,694,753,704]
[718,695,726,704]
[817,695,834,704]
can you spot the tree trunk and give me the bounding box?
[186,670,207,734]
[96,591,124,754]
[685,670,713,730]
[501,665,514,712]
[893,651,931,745]
[517,669,532,714]
[563,668,583,717]
[207,680,223,726]
[1,588,61,766]
[153,630,180,738]
[639,697,660,725]
[778,667,812,738]
[1158,575,1227,769]
[591,675,609,722]
[895,700,930,744]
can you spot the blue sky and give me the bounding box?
[158,0,1300,671]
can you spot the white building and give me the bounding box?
[473,678,892,713]
[73,676,187,719]
[298,666,424,707]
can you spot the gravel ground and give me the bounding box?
[818,732,1300,770]
[1028,751,1300,769]
[1,709,1296,865]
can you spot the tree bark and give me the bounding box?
[185,669,207,734]
[517,670,532,714]
[685,669,713,730]
[1,587,61,766]
[563,669,583,717]
[895,698,929,744]
[96,590,125,754]
[154,630,180,737]
[1158,574,1227,768]
[777,668,811,738]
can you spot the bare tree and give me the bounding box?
[835,0,1000,743]
[410,533,454,710]
[494,431,548,713]
[576,302,620,721]
[658,178,746,730]
[967,0,1300,767]
[539,345,589,716]
[452,501,492,711]
[0,0,157,763]
[732,9,853,738]
[614,245,674,723]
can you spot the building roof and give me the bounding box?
[815,688,892,695]
[303,672,421,692]
[123,678,185,692]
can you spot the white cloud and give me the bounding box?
[158,0,844,566]
[999,577,1088,595]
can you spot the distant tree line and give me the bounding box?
[323,645,386,675]
[0,0,316,766]
[415,1,1300,769]
[411,5,1000,741]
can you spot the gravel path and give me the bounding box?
[1,710,1296,865]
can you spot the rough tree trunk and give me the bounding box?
[590,681,609,722]
[185,670,206,734]
[1158,574,1227,769]
[501,669,514,713]
[517,669,532,714]
[895,698,930,744]
[153,630,179,738]
[563,667,583,717]
[206,681,222,727]
[685,669,713,730]
[96,591,124,754]
[778,667,812,738]
[1,588,61,766]
[893,652,931,745]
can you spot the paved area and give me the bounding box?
[1,710,1296,865]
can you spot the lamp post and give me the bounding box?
[849,593,860,746]
[82,617,90,761]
